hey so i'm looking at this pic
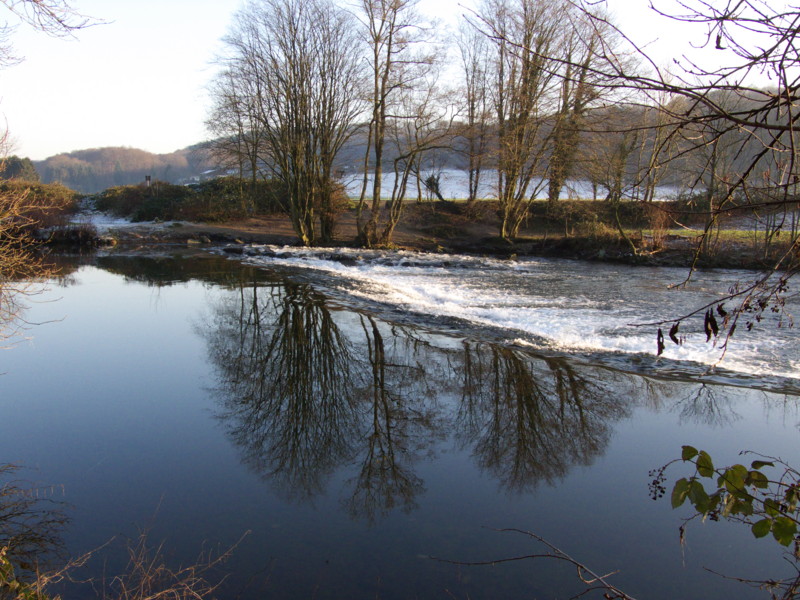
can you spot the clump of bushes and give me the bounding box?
[0,180,79,230]
[96,181,192,221]
[95,177,290,222]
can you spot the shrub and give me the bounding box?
[250,179,289,215]
[573,215,621,243]
[95,177,290,223]
[0,181,78,230]
[96,181,192,221]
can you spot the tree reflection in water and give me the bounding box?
[344,315,443,523]
[204,275,449,520]
[202,276,701,519]
[458,343,632,491]
[206,278,361,501]
[673,384,741,427]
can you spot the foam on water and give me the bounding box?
[238,245,799,381]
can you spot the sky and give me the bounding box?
[0,0,707,161]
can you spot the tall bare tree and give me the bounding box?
[546,8,611,204]
[473,0,562,240]
[354,0,439,248]
[205,68,266,213]
[456,20,493,207]
[218,0,365,246]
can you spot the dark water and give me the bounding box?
[1,252,798,599]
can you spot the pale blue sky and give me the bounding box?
[0,0,702,160]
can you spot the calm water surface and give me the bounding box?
[0,251,798,600]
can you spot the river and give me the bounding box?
[0,248,797,600]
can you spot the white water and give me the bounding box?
[236,245,799,382]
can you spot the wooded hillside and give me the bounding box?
[34,146,217,193]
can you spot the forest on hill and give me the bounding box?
[33,146,218,193]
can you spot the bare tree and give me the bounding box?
[473,0,563,240]
[205,68,267,213]
[456,20,493,207]
[629,95,680,204]
[546,7,613,204]
[579,0,800,343]
[218,0,365,246]
[0,0,95,66]
[354,0,439,248]
[378,78,456,243]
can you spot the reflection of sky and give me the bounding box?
[0,259,796,600]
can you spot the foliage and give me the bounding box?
[0,546,49,600]
[44,222,100,247]
[96,181,192,222]
[0,462,238,600]
[101,529,237,600]
[0,531,236,600]
[192,176,288,216]
[0,157,39,183]
[653,446,800,546]
[0,181,77,230]
[96,177,289,222]
[651,447,800,598]
[0,182,76,346]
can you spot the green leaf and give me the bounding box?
[751,460,775,470]
[696,451,715,478]
[722,465,748,494]
[785,486,800,509]
[734,498,754,516]
[747,471,769,489]
[682,446,699,461]
[771,517,797,546]
[688,480,711,513]
[672,478,690,508]
[764,498,782,517]
[752,518,772,538]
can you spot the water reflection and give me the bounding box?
[673,384,742,427]
[457,344,631,491]
[191,264,800,527]
[0,465,68,579]
[201,277,646,520]
[345,315,442,523]
[206,279,361,501]
[204,275,449,521]
[0,254,78,346]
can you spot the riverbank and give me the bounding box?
[93,202,780,270]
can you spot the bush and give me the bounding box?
[0,181,78,230]
[573,215,621,242]
[96,181,192,221]
[189,176,287,221]
[249,178,289,215]
[95,177,290,223]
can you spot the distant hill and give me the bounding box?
[35,146,218,194]
[33,133,468,195]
